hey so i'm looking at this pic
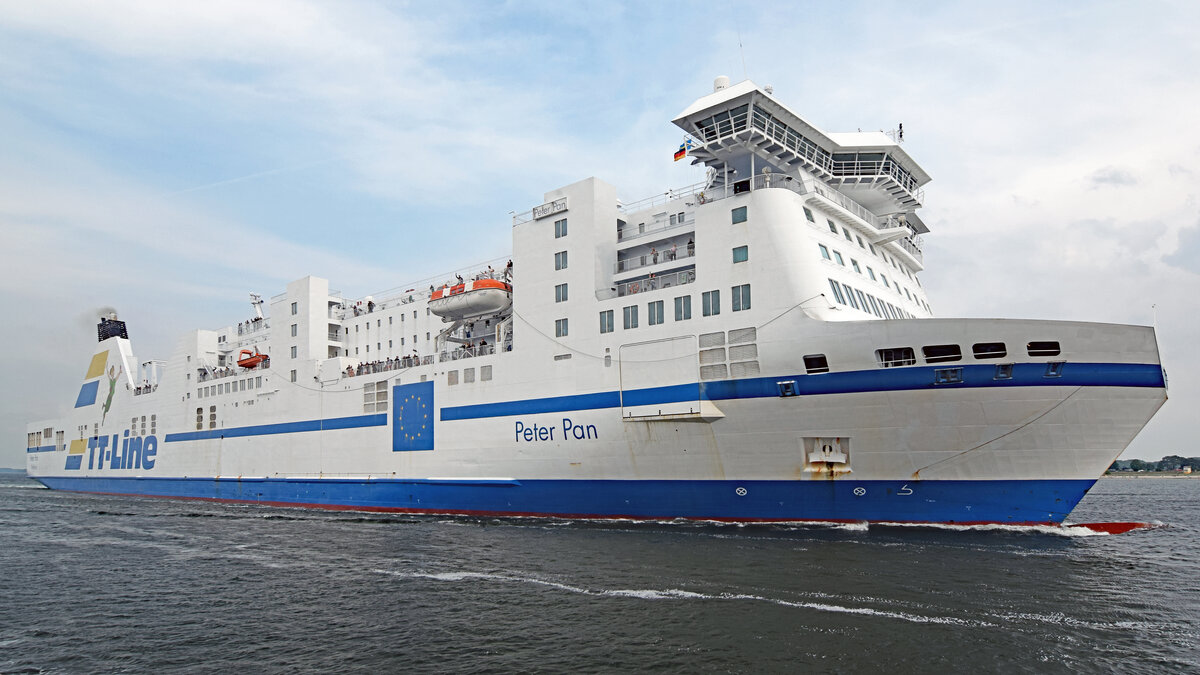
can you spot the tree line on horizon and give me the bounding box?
[1109,455,1199,472]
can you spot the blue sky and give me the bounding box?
[2,0,1197,468]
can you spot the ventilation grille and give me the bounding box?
[700,364,728,380]
[730,361,760,378]
[699,332,726,348]
[700,348,726,365]
[728,327,757,344]
[729,344,758,361]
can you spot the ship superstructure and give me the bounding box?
[25,79,1167,525]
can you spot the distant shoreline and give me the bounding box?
[1103,473,1197,479]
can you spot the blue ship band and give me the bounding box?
[32,475,1097,525]
[441,361,1164,421]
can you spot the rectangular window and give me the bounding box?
[1028,341,1062,357]
[922,344,963,363]
[856,235,865,248]
[648,300,664,325]
[855,289,869,312]
[555,318,568,337]
[599,309,614,334]
[833,251,844,266]
[702,290,721,316]
[876,347,916,368]
[804,207,815,223]
[290,369,297,382]
[731,284,751,312]
[554,250,568,270]
[291,323,297,337]
[827,219,837,234]
[803,354,830,374]
[555,283,568,303]
[731,206,748,224]
[973,342,1007,359]
[881,274,890,288]
[867,267,876,281]
[291,302,298,315]
[819,244,831,260]
[994,363,1014,380]
[290,346,297,358]
[841,283,859,310]
[623,305,638,329]
[674,295,691,321]
[867,294,883,318]
[732,245,748,263]
[842,227,853,242]
[828,279,846,304]
[554,218,568,238]
[851,260,861,274]
[934,367,964,385]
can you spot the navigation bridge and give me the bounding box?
[673,78,930,215]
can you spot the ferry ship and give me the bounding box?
[25,78,1168,525]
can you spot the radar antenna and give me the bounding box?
[250,293,264,320]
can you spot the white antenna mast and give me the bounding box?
[250,293,264,320]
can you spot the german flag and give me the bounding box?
[673,143,687,162]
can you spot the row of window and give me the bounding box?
[828,278,914,320]
[819,243,928,314]
[199,376,263,398]
[446,365,494,385]
[876,341,1061,368]
[588,285,751,335]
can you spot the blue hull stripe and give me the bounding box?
[442,361,1164,421]
[34,476,1096,524]
[164,413,387,443]
[27,445,57,454]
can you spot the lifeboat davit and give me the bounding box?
[429,279,512,320]
[237,348,269,369]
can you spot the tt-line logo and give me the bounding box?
[65,431,158,471]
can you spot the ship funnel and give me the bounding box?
[97,316,128,342]
[713,75,730,92]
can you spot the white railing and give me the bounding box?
[615,248,695,274]
[617,213,694,243]
[616,269,696,297]
[616,181,706,214]
[438,344,497,363]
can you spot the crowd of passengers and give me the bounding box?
[347,354,427,377]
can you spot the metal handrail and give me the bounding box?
[616,269,696,297]
[615,248,695,274]
[617,214,694,243]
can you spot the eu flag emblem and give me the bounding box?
[393,381,434,451]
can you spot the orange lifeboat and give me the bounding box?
[237,348,269,369]
[429,279,512,320]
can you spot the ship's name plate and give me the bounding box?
[532,197,568,220]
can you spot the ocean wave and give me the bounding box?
[372,569,993,627]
